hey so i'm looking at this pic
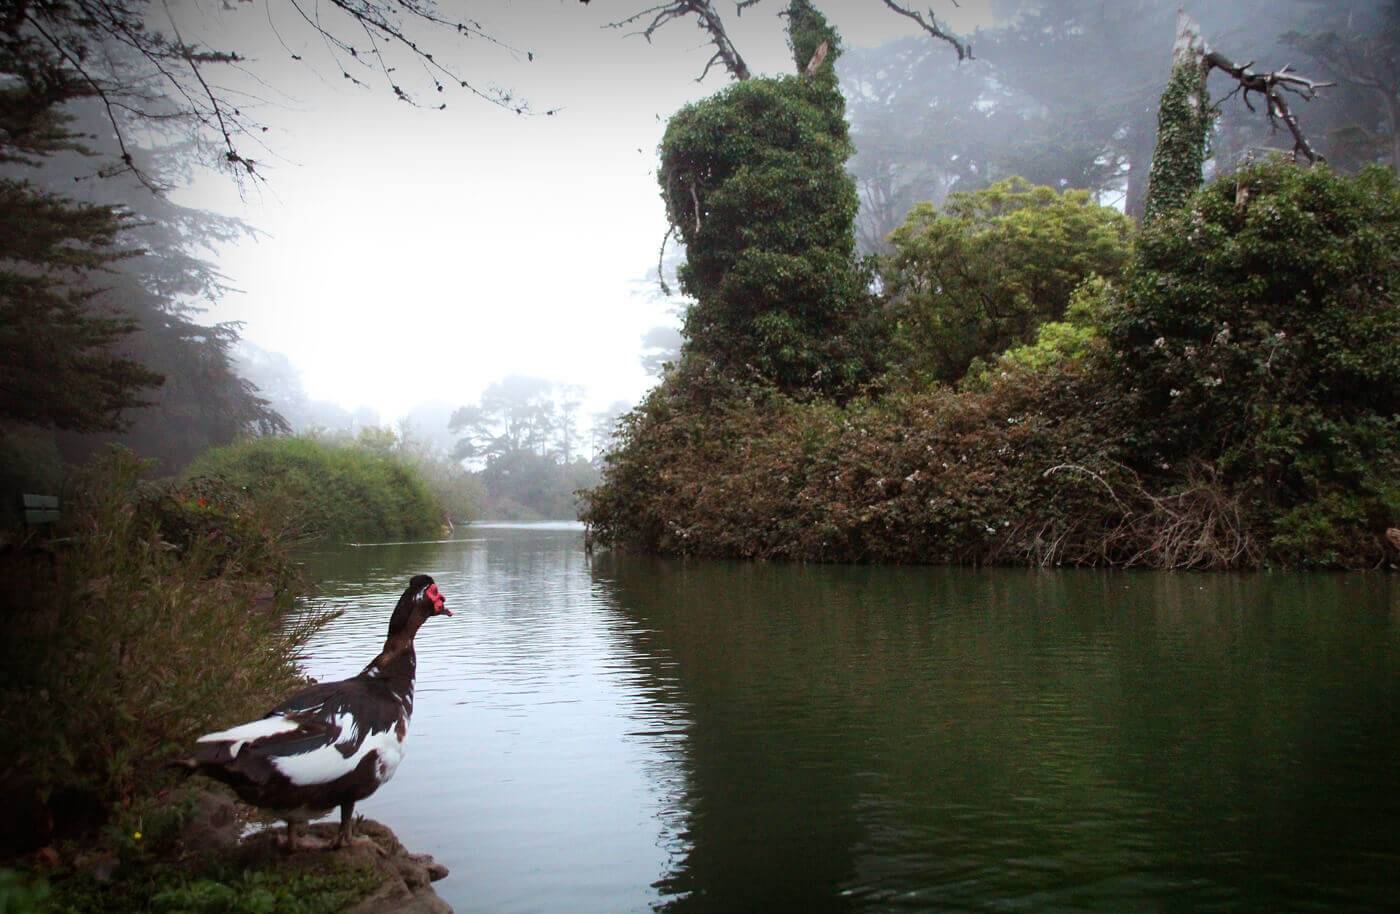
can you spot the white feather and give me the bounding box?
[196,715,301,757]
[270,724,407,787]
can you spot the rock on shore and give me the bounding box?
[188,790,452,914]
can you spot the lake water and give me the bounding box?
[294,524,1399,914]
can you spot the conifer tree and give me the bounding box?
[0,52,163,432]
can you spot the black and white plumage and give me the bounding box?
[185,574,451,850]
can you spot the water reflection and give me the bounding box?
[295,528,1399,914]
[296,527,688,914]
[591,557,1400,914]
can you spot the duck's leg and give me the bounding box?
[281,818,329,852]
[333,802,384,854]
[334,801,356,848]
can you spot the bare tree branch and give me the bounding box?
[7,0,545,189]
[879,0,972,61]
[1205,50,1333,163]
[657,223,675,297]
[19,11,164,191]
[603,1,751,81]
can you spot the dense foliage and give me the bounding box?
[1109,162,1400,565]
[186,436,444,543]
[586,156,1399,569]
[1142,28,1212,225]
[0,450,324,851]
[657,1,883,398]
[885,179,1133,383]
[2,8,286,502]
[0,178,162,432]
[587,0,1399,570]
[1,99,285,508]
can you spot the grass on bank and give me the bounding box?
[2,852,381,914]
[186,436,444,543]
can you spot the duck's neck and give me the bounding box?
[364,630,418,688]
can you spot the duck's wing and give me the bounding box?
[194,678,402,788]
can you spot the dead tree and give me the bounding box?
[1144,11,1332,224]
[600,0,972,82]
[604,0,752,81]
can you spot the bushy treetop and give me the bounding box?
[885,177,1133,383]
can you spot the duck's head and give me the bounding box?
[387,574,452,638]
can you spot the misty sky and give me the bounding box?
[175,0,994,422]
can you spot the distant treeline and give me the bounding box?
[582,3,1400,571]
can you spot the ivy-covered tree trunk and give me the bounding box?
[656,0,883,399]
[1142,12,1212,224]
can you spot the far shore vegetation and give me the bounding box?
[188,435,453,544]
[580,3,1399,572]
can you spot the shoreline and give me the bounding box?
[6,788,453,914]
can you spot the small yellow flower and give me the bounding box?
[133,831,142,841]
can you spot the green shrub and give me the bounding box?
[584,359,1225,565]
[186,436,443,542]
[975,276,1114,380]
[585,160,1396,571]
[885,178,1132,384]
[0,449,328,832]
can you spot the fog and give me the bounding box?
[166,1,989,427]
[7,0,1395,458]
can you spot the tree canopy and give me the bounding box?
[449,376,601,520]
[1,21,283,476]
[885,178,1133,384]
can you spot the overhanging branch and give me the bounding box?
[880,0,972,61]
[604,1,751,81]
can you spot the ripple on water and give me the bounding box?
[290,533,1400,914]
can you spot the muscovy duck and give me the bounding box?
[184,574,451,851]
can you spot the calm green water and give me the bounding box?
[295,525,1399,914]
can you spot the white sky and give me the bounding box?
[178,1,993,422]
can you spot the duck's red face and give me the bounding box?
[425,582,451,616]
